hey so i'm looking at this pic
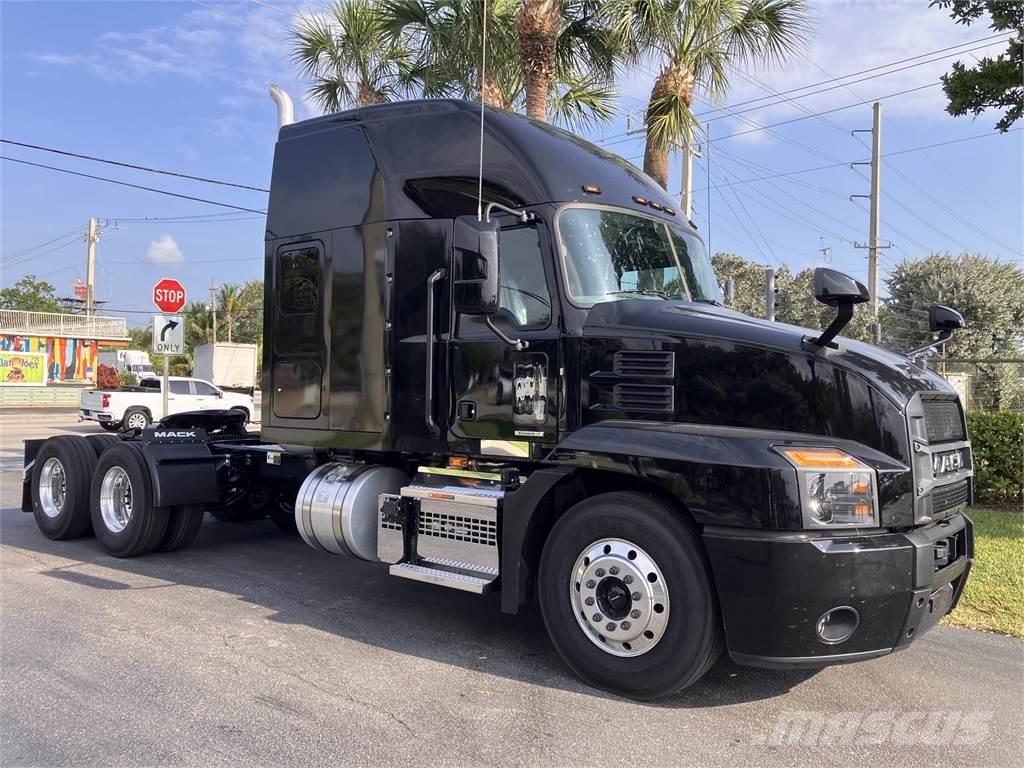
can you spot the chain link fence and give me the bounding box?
[929,359,1024,412]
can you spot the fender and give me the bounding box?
[138,434,221,508]
[544,420,909,531]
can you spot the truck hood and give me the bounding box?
[582,299,954,409]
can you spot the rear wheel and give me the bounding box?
[268,498,297,535]
[156,505,205,552]
[30,436,96,540]
[538,492,722,700]
[86,433,120,457]
[91,443,168,557]
[123,409,150,431]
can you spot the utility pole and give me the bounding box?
[681,124,694,220]
[85,218,98,316]
[209,281,219,345]
[765,268,775,321]
[852,102,891,345]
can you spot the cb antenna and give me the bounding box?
[476,0,488,221]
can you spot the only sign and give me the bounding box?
[153,278,186,314]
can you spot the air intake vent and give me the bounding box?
[930,479,970,517]
[922,399,965,443]
[613,383,674,413]
[613,350,675,379]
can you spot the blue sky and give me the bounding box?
[1,0,1021,328]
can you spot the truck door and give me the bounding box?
[269,240,328,427]
[448,218,559,455]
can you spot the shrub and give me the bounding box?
[118,370,138,388]
[96,364,120,390]
[967,411,1024,504]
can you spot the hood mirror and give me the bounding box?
[907,304,966,365]
[928,304,965,333]
[810,268,869,348]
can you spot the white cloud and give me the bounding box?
[146,234,184,264]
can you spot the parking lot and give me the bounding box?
[1,410,1022,767]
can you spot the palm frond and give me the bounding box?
[548,72,618,132]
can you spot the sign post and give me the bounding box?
[152,278,186,420]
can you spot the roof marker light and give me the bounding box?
[632,195,648,205]
[649,200,663,210]
[582,184,601,194]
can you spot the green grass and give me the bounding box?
[943,506,1024,638]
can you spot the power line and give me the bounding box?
[0,156,268,214]
[699,37,1010,124]
[691,127,1024,192]
[710,82,939,143]
[2,225,86,263]
[596,34,1011,148]
[0,139,269,193]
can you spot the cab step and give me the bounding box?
[389,559,498,594]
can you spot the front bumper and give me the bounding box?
[703,513,973,668]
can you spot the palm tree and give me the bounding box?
[218,284,243,344]
[382,0,618,130]
[517,1,617,122]
[291,0,414,112]
[607,0,809,189]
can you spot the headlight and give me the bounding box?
[777,448,879,529]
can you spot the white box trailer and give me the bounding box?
[193,342,258,394]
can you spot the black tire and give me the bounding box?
[268,499,297,535]
[229,407,250,427]
[156,505,205,552]
[86,433,120,457]
[538,491,722,700]
[30,435,97,540]
[122,408,150,431]
[99,421,122,432]
[90,443,169,558]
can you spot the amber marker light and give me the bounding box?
[649,201,663,210]
[780,448,865,469]
[582,184,601,194]
[632,195,648,205]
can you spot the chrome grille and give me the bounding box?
[922,399,965,443]
[418,509,497,547]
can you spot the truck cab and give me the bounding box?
[26,100,973,700]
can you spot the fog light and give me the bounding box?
[816,606,860,645]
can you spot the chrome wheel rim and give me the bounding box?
[39,458,67,518]
[570,538,670,657]
[125,413,147,430]
[99,466,133,533]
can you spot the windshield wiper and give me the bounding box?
[692,298,724,307]
[608,289,671,299]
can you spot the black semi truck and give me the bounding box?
[23,100,974,700]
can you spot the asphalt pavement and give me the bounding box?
[1,411,1022,767]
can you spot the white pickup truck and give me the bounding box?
[79,376,255,431]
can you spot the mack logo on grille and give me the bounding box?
[932,450,964,475]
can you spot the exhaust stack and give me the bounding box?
[269,84,294,130]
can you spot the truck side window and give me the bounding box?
[280,247,319,314]
[499,226,550,329]
[168,381,190,395]
[193,381,218,396]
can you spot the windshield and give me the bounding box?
[556,206,722,305]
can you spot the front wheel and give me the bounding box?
[538,492,722,700]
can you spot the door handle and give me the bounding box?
[425,267,447,437]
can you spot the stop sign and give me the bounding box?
[153,278,186,314]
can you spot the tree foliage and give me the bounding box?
[604,0,810,188]
[931,0,1024,132]
[0,274,62,313]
